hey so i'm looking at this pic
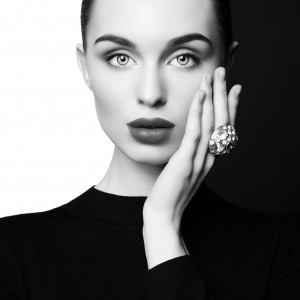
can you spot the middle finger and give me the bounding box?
[213,67,230,128]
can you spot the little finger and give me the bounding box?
[228,85,242,127]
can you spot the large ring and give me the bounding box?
[208,124,238,156]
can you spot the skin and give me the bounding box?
[77,0,241,269]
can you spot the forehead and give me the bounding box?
[89,0,217,48]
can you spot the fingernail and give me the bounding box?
[235,85,242,96]
[206,73,212,84]
[218,68,225,81]
[199,90,205,101]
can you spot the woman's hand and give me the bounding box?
[142,67,242,268]
[143,66,241,228]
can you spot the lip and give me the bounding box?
[127,118,175,129]
[128,127,174,144]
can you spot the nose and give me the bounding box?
[136,65,167,107]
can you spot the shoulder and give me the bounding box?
[0,204,76,250]
[214,192,300,242]
[217,190,300,251]
[0,205,69,230]
[271,213,300,253]
[184,184,300,244]
[0,208,71,297]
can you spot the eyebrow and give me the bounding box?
[94,33,213,49]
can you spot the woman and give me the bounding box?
[0,0,299,299]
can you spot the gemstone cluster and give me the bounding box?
[208,124,238,156]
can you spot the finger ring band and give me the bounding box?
[208,124,238,156]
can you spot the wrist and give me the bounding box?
[142,220,187,269]
[143,202,181,233]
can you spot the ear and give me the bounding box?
[76,43,92,90]
[225,40,239,74]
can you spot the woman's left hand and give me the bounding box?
[142,67,242,268]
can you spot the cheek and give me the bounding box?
[93,83,120,131]
[89,66,134,115]
[88,66,136,142]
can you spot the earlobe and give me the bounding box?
[226,41,239,73]
[76,43,92,90]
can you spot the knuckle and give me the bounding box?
[194,135,201,144]
[221,90,227,97]
[173,157,193,180]
[207,123,214,134]
[187,129,200,143]
[199,90,206,100]
[215,90,227,100]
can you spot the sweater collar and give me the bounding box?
[63,183,231,228]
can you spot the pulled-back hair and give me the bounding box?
[80,0,233,64]
[212,0,233,64]
[80,0,96,53]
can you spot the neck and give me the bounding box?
[95,146,167,197]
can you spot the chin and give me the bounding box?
[123,143,178,165]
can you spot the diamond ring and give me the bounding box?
[208,124,238,156]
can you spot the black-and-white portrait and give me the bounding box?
[0,0,299,299]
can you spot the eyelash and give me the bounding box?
[104,50,201,70]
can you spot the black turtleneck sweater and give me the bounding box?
[0,183,300,299]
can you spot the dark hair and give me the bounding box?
[80,0,233,64]
[80,0,96,53]
[211,0,233,65]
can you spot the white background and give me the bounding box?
[0,1,113,217]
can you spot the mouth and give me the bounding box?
[127,118,175,129]
[127,118,175,144]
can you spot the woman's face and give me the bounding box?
[78,0,223,165]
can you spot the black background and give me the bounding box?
[206,0,300,213]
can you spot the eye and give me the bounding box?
[105,51,136,69]
[169,52,201,69]
[104,50,201,70]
